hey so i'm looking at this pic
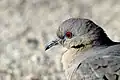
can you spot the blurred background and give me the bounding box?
[0,0,120,80]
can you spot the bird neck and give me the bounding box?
[61,46,93,70]
[61,46,95,73]
[61,48,80,70]
[92,37,114,47]
[89,27,115,46]
[61,36,115,71]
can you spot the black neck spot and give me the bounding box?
[71,44,85,48]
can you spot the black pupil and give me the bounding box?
[66,32,72,38]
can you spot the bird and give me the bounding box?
[45,18,120,80]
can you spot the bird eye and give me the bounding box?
[65,32,72,38]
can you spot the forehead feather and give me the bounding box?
[58,18,95,35]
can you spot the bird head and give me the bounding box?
[45,18,112,51]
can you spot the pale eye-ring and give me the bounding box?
[65,32,72,38]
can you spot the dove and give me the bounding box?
[45,18,120,80]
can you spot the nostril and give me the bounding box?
[58,35,64,39]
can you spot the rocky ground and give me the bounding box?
[0,0,120,80]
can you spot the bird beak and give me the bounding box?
[45,38,61,51]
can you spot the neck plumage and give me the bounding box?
[61,28,116,70]
[85,26,115,47]
[61,48,79,70]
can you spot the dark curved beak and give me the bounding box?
[45,39,61,51]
